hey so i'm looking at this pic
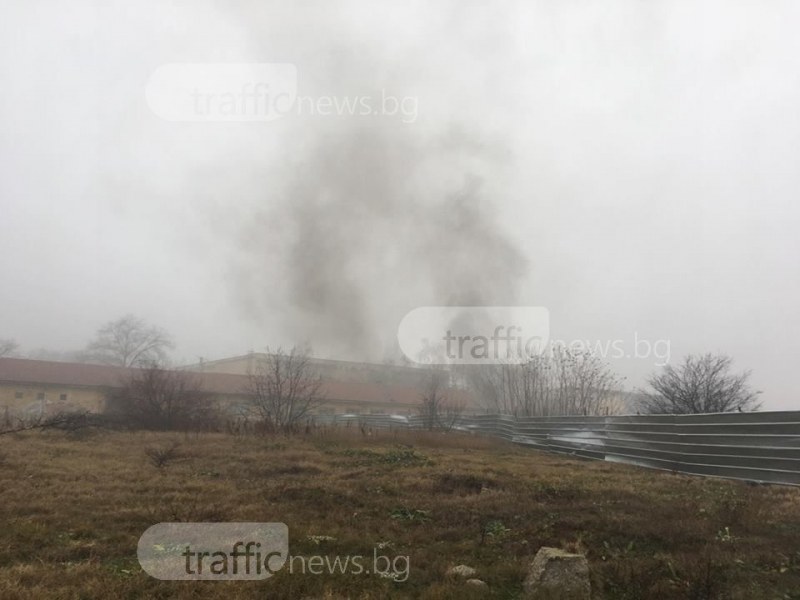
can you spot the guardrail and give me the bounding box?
[321,411,800,486]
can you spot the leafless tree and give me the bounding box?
[418,370,465,430]
[439,399,467,431]
[639,353,761,414]
[465,346,624,416]
[85,315,173,367]
[244,346,326,433]
[107,363,217,430]
[0,339,18,358]
[418,371,448,430]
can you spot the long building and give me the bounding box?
[185,352,447,388]
[0,356,473,421]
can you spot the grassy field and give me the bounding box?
[2,427,800,599]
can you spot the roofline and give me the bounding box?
[183,352,437,373]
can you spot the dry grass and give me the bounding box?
[2,427,800,599]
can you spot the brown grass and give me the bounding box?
[1,427,800,599]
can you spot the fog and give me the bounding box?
[1,1,799,408]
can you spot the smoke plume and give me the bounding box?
[234,119,528,360]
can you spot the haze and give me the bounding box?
[1,1,798,409]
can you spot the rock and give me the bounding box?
[447,564,477,578]
[523,547,590,600]
[466,578,488,588]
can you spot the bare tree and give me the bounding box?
[639,353,761,414]
[439,399,467,431]
[418,370,465,430]
[0,339,18,358]
[548,348,625,416]
[244,346,326,433]
[107,363,216,430]
[465,346,624,416]
[85,315,173,367]
[418,371,448,430]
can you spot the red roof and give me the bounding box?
[0,357,131,388]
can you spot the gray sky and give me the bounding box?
[1,1,799,409]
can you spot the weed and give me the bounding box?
[380,448,432,466]
[341,447,432,467]
[435,473,492,495]
[670,555,732,600]
[390,507,431,522]
[306,535,336,545]
[703,483,752,527]
[143,441,182,469]
[716,527,735,544]
[481,519,511,545]
[599,558,670,599]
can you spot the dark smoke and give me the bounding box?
[234,120,528,361]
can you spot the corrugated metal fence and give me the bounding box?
[323,411,800,486]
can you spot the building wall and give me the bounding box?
[0,383,107,420]
[0,382,417,424]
